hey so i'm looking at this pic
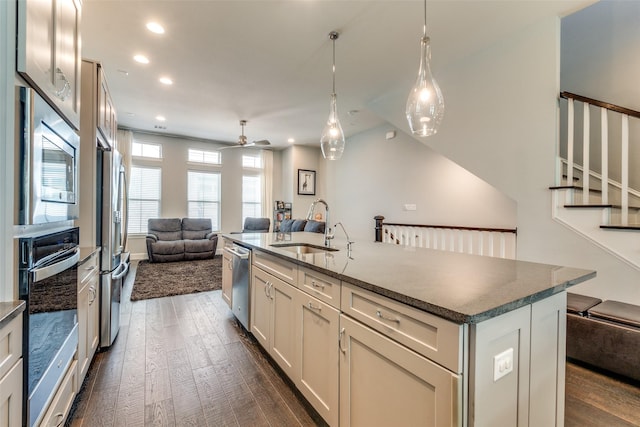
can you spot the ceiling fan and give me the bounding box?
[222,119,271,149]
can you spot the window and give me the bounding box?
[188,148,221,165]
[242,175,262,222]
[242,153,262,169]
[128,166,161,233]
[132,141,162,159]
[242,151,263,224]
[188,171,221,230]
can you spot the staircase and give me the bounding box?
[551,92,640,270]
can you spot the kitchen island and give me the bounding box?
[222,232,595,427]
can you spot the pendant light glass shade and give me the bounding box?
[406,2,444,137]
[321,93,345,160]
[321,31,345,160]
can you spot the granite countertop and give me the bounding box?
[0,301,26,330]
[223,232,596,324]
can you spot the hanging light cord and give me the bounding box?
[329,32,338,94]
[423,0,427,38]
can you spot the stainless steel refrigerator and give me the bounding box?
[97,148,129,348]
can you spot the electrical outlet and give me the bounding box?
[493,348,514,382]
[403,204,417,211]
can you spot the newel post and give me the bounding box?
[374,215,385,242]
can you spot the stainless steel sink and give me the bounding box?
[270,243,339,254]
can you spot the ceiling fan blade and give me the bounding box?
[251,139,271,146]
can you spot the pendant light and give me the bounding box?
[406,0,444,137]
[321,31,345,160]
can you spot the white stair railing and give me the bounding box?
[560,92,640,225]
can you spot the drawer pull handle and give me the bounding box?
[311,280,325,290]
[376,310,400,323]
[307,302,322,311]
[264,282,271,298]
[54,412,65,427]
[339,327,346,354]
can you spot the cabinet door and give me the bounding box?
[250,268,271,350]
[296,292,339,427]
[77,281,89,380]
[53,0,81,127]
[270,279,297,380]
[17,0,81,129]
[87,276,100,358]
[339,315,460,427]
[0,359,23,427]
[221,251,232,308]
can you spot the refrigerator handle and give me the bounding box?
[121,168,129,252]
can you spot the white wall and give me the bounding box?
[322,124,517,241]
[281,145,324,219]
[368,17,639,304]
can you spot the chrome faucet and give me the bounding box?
[306,198,334,247]
[334,222,354,252]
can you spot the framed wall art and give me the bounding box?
[297,169,316,195]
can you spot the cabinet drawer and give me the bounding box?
[298,266,341,309]
[341,283,463,373]
[253,250,297,285]
[0,314,23,380]
[78,251,98,284]
[40,360,77,427]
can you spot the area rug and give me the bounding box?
[130,255,222,301]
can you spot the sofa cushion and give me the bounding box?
[291,219,307,232]
[279,219,294,232]
[567,292,602,316]
[148,218,183,241]
[588,300,640,329]
[150,240,185,256]
[304,220,325,233]
[184,239,215,254]
[182,218,212,240]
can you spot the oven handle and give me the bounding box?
[32,249,79,283]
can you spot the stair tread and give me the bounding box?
[601,224,640,231]
[565,204,640,210]
[549,185,602,193]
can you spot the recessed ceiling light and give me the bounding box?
[146,22,165,34]
[287,138,295,143]
[134,54,149,64]
[155,115,166,122]
[159,77,173,85]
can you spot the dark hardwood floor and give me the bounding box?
[67,261,640,427]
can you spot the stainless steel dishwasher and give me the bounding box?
[225,243,251,329]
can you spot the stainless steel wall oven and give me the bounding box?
[18,227,79,427]
[16,87,80,225]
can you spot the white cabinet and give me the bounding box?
[339,314,460,427]
[250,267,297,380]
[221,240,233,308]
[0,314,23,427]
[17,0,82,129]
[39,360,77,427]
[77,251,99,384]
[295,292,340,427]
[0,359,23,427]
[97,65,118,147]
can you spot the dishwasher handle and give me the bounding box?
[225,246,250,260]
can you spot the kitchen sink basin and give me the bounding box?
[270,243,339,254]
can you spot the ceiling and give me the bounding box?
[81,0,594,149]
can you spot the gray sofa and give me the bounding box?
[146,218,218,262]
